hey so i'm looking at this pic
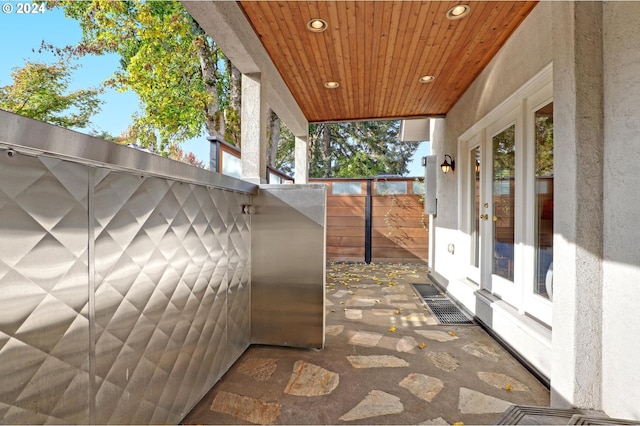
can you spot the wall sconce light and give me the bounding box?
[441,154,455,174]
[475,160,480,173]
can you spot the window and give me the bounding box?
[331,181,363,195]
[375,180,407,195]
[534,102,553,300]
[221,150,241,178]
[412,180,425,195]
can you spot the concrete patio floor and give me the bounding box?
[182,263,549,425]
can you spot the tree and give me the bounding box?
[492,124,516,180]
[43,0,241,154]
[274,121,296,175]
[535,114,554,176]
[168,145,206,168]
[0,60,101,129]
[303,120,419,178]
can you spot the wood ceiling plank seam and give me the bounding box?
[398,2,448,115]
[437,2,533,110]
[326,1,351,121]
[410,3,446,116]
[275,2,328,120]
[386,2,415,117]
[412,1,454,115]
[333,1,355,120]
[283,2,327,121]
[369,1,394,120]
[384,1,416,117]
[397,3,425,115]
[428,1,500,114]
[435,2,491,99]
[462,1,498,63]
[358,1,373,117]
[367,2,385,118]
[303,1,340,121]
[315,1,346,121]
[374,2,403,118]
[244,2,317,119]
[442,1,536,112]
[397,3,429,116]
[342,0,359,120]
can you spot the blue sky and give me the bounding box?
[0,1,430,176]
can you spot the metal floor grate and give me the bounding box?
[411,283,442,298]
[411,283,474,325]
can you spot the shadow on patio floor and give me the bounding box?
[182,263,549,425]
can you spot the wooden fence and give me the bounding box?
[312,177,428,263]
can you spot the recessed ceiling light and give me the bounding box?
[307,18,328,32]
[419,75,435,83]
[446,4,470,20]
[324,81,340,89]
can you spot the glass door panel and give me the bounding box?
[471,146,481,269]
[534,102,554,300]
[492,125,516,282]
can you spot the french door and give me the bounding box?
[464,86,553,325]
[480,112,521,308]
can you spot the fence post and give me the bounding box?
[365,179,372,263]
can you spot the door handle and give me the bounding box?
[492,215,498,222]
[480,214,488,220]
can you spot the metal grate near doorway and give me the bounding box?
[412,283,442,298]
[411,283,474,325]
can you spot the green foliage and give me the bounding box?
[303,120,419,178]
[43,0,232,153]
[492,124,516,180]
[274,122,295,175]
[535,115,554,176]
[0,60,101,129]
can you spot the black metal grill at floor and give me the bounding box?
[411,283,474,325]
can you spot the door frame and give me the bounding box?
[458,64,553,325]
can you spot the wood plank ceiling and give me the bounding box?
[238,1,537,123]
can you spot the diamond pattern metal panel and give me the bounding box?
[0,151,91,424]
[224,190,252,370]
[94,171,242,424]
[1,148,252,424]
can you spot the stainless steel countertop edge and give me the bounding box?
[0,109,258,194]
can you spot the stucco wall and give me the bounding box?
[428,1,640,420]
[551,1,605,412]
[602,1,640,420]
[432,2,552,269]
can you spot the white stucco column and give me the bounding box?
[600,2,640,420]
[241,73,268,184]
[294,134,309,184]
[551,1,604,411]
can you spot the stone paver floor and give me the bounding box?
[182,263,549,425]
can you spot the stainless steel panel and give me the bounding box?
[93,172,248,424]
[0,109,257,195]
[251,185,326,348]
[0,135,253,423]
[224,191,252,370]
[0,150,91,424]
[425,155,437,215]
